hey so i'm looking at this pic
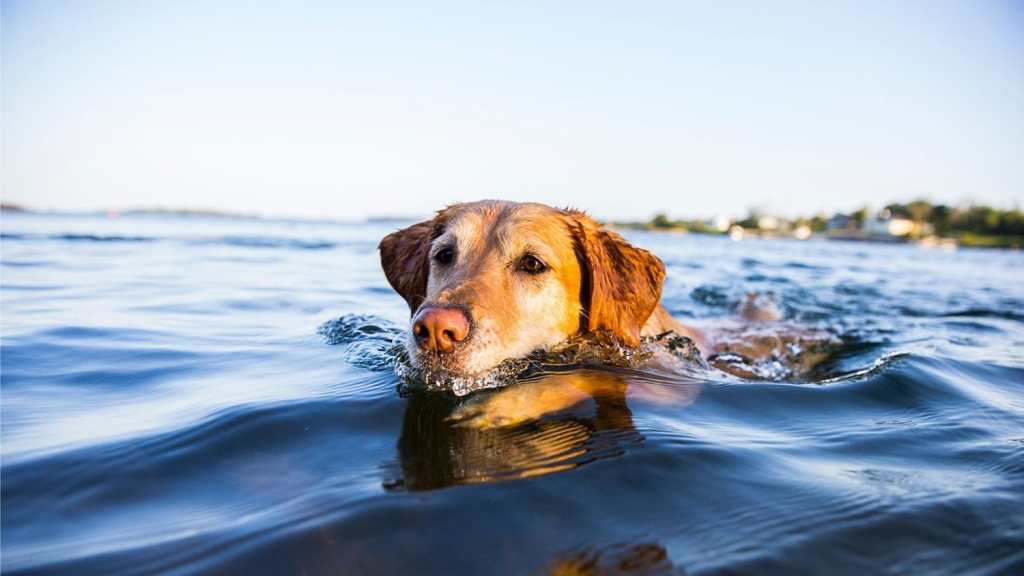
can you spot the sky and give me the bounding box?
[2,0,1023,222]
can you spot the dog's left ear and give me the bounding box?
[379,219,438,313]
[570,214,665,346]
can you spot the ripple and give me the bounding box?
[5,215,1024,575]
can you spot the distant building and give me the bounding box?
[826,214,853,230]
[862,210,914,237]
[710,214,732,232]
[757,215,780,230]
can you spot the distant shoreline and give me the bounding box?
[117,208,260,219]
[613,200,1024,250]
[611,221,1021,250]
[0,204,258,219]
[4,202,1020,249]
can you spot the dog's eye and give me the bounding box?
[520,255,546,274]
[434,248,455,265]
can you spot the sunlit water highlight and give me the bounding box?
[2,212,1023,575]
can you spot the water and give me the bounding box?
[2,211,1023,575]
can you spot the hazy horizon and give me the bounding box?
[5,195,1019,227]
[3,1,1022,223]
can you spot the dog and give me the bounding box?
[376,199,839,424]
[379,200,710,377]
[380,199,835,424]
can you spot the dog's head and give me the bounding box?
[379,200,665,376]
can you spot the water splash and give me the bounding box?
[318,315,405,373]
[393,349,532,396]
[395,330,708,396]
[706,326,843,382]
[323,314,855,388]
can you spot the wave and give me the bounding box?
[1,232,348,251]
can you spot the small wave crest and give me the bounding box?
[212,236,337,250]
[705,323,845,382]
[0,232,157,242]
[819,350,914,384]
[317,315,405,373]
[2,231,345,250]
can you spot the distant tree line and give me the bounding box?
[881,200,1024,237]
[633,199,1024,247]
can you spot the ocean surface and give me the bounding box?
[2,211,1023,576]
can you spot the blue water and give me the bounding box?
[2,211,1023,575]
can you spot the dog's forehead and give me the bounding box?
[440,202,575,256]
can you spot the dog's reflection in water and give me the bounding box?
[535,539,685,576]
[383,367,698,492]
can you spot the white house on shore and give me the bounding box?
[861,209,932,237]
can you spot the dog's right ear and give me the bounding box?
[379,219,437,313]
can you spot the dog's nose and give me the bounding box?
[412,307,470,353]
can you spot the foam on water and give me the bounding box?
[320,315,711,396]
[395,329,709,396]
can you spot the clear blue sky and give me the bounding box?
[3,0,1022,221]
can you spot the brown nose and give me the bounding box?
[412,307,470,353]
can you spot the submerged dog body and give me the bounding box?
[379,200,706,379]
